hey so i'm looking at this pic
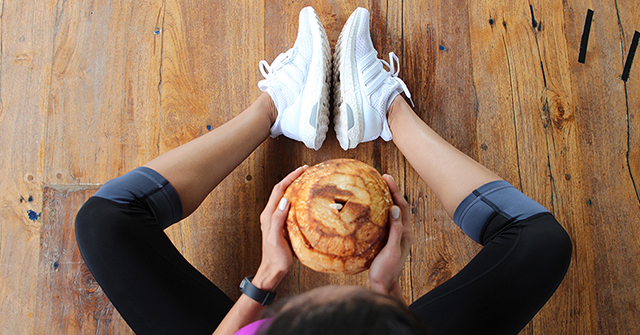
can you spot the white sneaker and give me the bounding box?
[333,7,413,150]
[258,6,331,150]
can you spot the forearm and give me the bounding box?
[144,93,275,218]
[213,265,286,335]
[370,281,404,303]
[388,96,501,218]
[213,295,266,335]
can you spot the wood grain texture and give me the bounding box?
[0,0,56,333]
[524,1,589,333]
[1,0,640,334]
[562,1,640,333]
[158,0,267,300]
[403,0,484,303]
[35,187,132,334]
[616,0,640,206]
[44,0,164,185]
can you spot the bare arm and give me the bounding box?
[387,96,501,218]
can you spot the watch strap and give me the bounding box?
[239,275,277,306]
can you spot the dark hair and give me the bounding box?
[259,290,429,335]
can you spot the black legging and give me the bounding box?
[75,167,571,335]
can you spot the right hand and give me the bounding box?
[368,174,414,300]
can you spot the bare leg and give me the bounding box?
[144,92,277,218]
[387,96,501,218]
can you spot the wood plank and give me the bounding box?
[44,0,164,185]
[523,0,591,333]
[402,0,484,303]
[35,187,133,334]
[0,0,56,333]
[617,0,640,207]
[525,0,596,333]
[158,0,267,300]
[551,0,640,333]
[375,0,414,306]
[258,0,413,300]
[263,0,372,297]
[465,1,598,334]
[467,0,554,206]
[466,1,521,184]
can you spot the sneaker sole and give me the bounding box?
[299,8,331,150]
[333,8,367,150]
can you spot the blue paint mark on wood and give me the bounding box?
[27,210,40,221]
[28,196,33,202]
[439,45,446,51]
[207,125,212,131]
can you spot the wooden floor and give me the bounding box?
[1,0,639,333]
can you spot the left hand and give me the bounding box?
[368,174,414,300]
[252,165,308,292]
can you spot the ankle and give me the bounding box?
[387,95,405,132]
[260,92,279,126]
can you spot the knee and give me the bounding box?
[547,219,572,269]
[75,197,103,253]
[529,215,573,282]
[75,197,127,255]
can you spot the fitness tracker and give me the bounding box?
[239,275,277,306]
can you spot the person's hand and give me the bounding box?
[368,174,414,300]
[252,165,308,292]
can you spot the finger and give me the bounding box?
[279,165,308,189]
[382,174,405,204]
[270,198,290,236]
[382,174,398,191]
[383,174,410,213]
[384,206,403,248]
[265,165,308,212]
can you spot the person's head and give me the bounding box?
[260,285,429,335]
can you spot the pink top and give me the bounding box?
[233,318,273,335]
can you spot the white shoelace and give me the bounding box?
[380,52,415,107]
[259,49,294,79]
[258,48,307,96]
[260,50,414,107]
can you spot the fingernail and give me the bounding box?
[388,175,395,182]
[391,206,400,219]
[278,198,288,210]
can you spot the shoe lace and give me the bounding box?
[380,52,415,107]
[259,49,294,79]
